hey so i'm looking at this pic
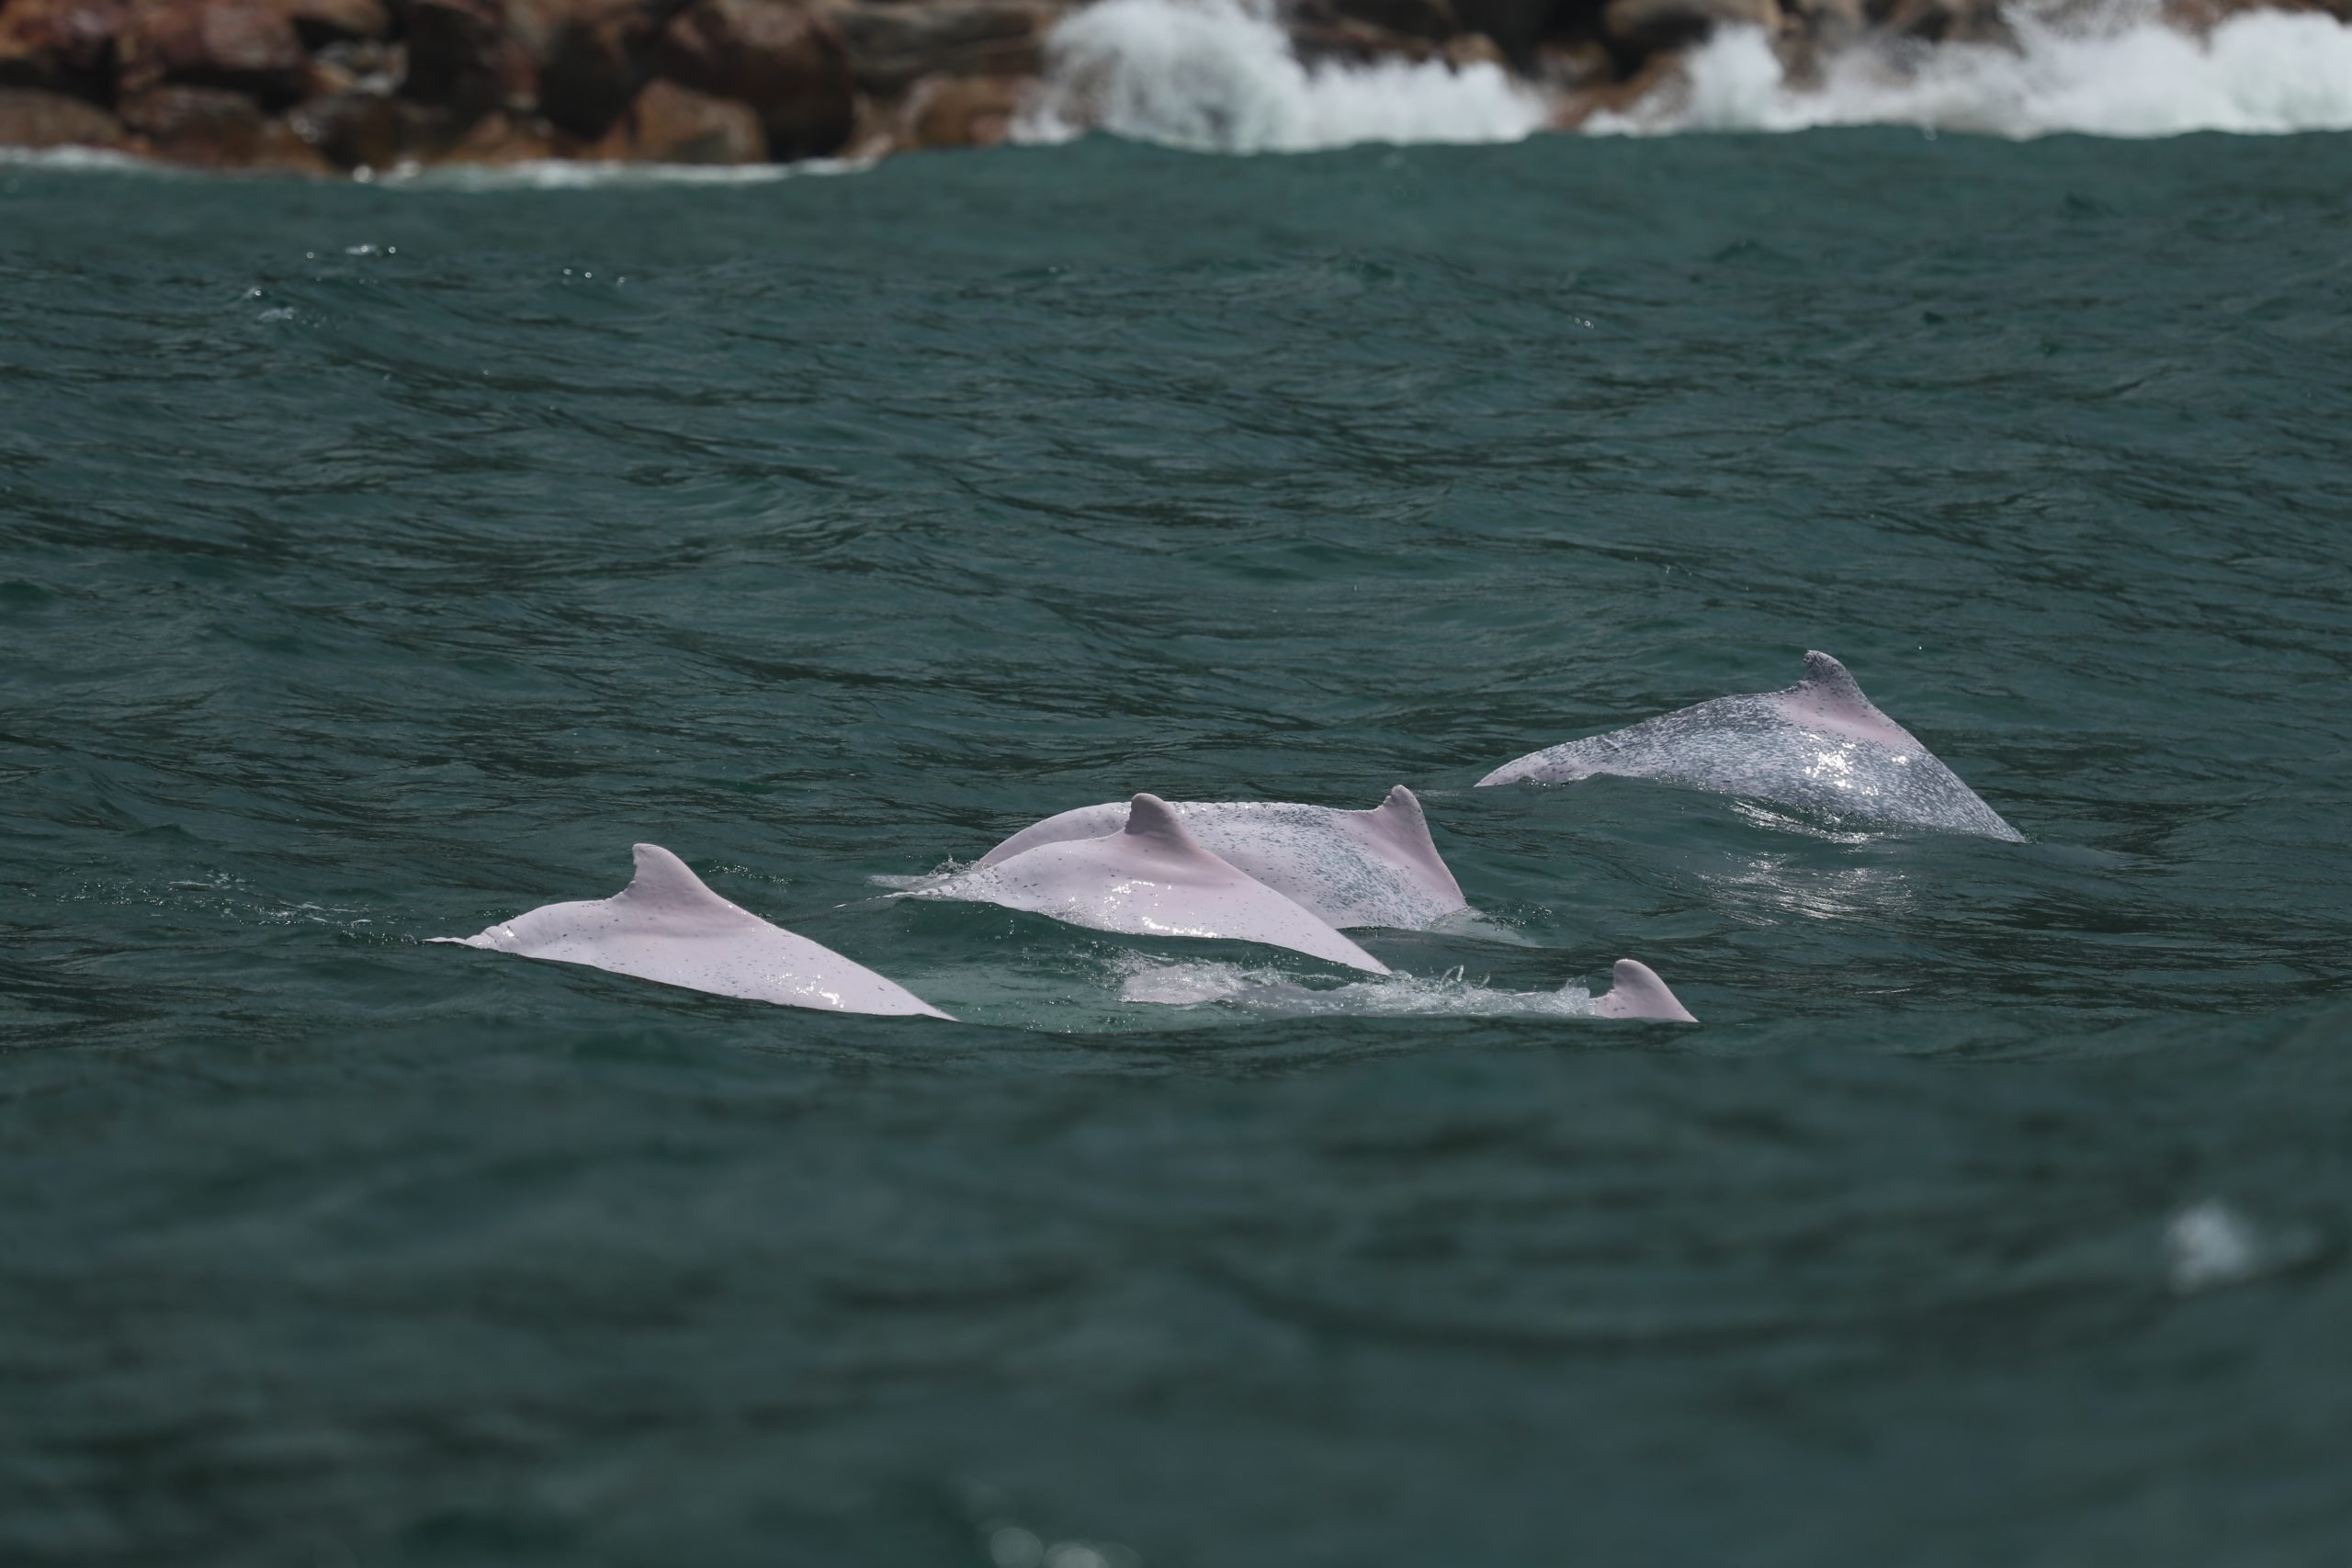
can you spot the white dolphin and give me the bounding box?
[973,784,1468,931]
[1477,650,2023,841]
[922,793,1391,973]
[437,843,952,1019]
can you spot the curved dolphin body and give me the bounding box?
[1477,651,2023,842]
[974,785,1468,931]
[438,843,952,1019]
[924,794,1390,973]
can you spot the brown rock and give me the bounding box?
[603,73,764,159]
[1552,44,1685,126]
[531,0,677,140]
[1869,0,2014,45]
[401,0,534,116]
[655,0,853,155]
[0,83,130,144]
[0,0,133,98]
[1443,29,1510,68]
[282,0,390,48]
[287,85,406,164]
[1330,0,1463,39]
[118,83,332,168]
[827,1,1050,96]
[897,70,1022,148]
[1446,0,1557,62]
[1602,0,1779,55]
[121,0,311,107]
[1783,0,1862,49]
[430,104,558,160]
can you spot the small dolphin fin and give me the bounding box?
[1797,650,1880,722]
[1124,793,1210,853]
[1593,959,1698,1022]
[1363,784,1468,906]
[615,842,745,916]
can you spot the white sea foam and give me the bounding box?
[1117,956,1607,1017]
[1017,0,1549,152]
[377,156,872,190]
[2165,1198,2260,1292]
[1596,2,2352,138]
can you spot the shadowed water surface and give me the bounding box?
[3,130,2349,1565]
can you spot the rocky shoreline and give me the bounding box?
[0,0,2335,174]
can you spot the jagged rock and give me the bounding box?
[118,83,332,167]
[1603,0,1779,55]
[897,70,1022,148]
[1532,34,1613,87]
[655,0,852,155]
[1870,0,2015,44]
[1553,42,1685,124]
[401,0,534,116]
[1783,0,1863,49]
[311,37,402,91]
[530,0,668,138]
[0,0,132,97]
[1444,30,1511,67]
[431,104,559,158]
[1447,0,1557,62]
[282,0,389,48]
[605,75,763,158]
[287,84,406,164]
[1329,0,1464,40]
[0,83,129,144]
[121,0,312,107]
[827,1,1053,96]
[1291,14,1447,65]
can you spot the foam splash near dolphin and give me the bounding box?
[1120,954,1697,1021]
[1480,651,2023,841]
[436,843,952,1018]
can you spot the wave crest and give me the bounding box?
[1596,3,2352,137]
[1016,0,1551,152]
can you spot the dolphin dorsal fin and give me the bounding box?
[1123,792,1207,853]
[1594,959,1699,1022]
[1798,650,1878,721]
[619,842,741,917]
[1364,784,1454,876]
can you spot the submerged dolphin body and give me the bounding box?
[923,793,1391,973]
[1477,651,2023,842]
[974,785,1468,931]
[438,843,952,1018]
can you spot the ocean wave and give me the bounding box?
[1016,0,1550,152]
[1597,3,2352,138]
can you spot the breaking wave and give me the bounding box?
[1016,0,1550,152]
[1020,0,2352,152]
[1598,2,2352,138]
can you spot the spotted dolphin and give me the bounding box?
[438,843,951,1018]
[973,785,1468,931]
[1478,650,2022,841]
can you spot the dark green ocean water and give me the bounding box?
[4,130,2349,1565]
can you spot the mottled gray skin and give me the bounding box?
[975,785,1467,931]
[1478,651,2023,842]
